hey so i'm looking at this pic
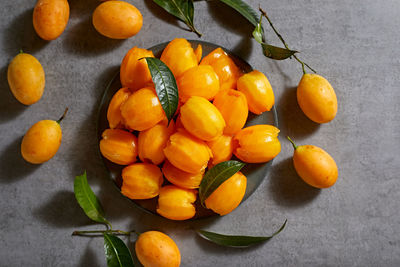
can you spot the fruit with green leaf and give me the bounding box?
[21,108,67,164]
[297,74,338,123]
[92,0,143,39]
[288,137,338,188]
[33,0,69,40]
[7,51,45,105]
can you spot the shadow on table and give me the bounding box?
[268,158,321,207]
[62,17,125,56]
[2,9,48,58]
[77,244,102,267]
[0,137,41,183]
[207,1,254,60]
[277,86,320,139]
[33,190,93,228]
[0,66,29,123]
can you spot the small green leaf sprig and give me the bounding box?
[72,172,136,267]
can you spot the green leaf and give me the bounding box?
[219,0,261,29]
[252,15,297,60]
[261,43,297,60]
[74,172,111,227]
[199,160,245,206]
[152,0,202,37]
[197,220,287,248]
[144,58,179,124]
[103,233,135,267]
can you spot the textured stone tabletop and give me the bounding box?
[1,0,399,266]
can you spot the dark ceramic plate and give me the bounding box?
[97,40,278,220]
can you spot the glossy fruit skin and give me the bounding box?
[297,74,338,123]
[121,163,163,199]
[100,129,138,165]
[194,44,202,63]
[200,47,242,90]
[120,47,154,91]
[180,96,225,141]
[237,70,275,114]
[177,65,220,102]
[162,160,204,189]
[21,120,62,164]
[293,145,338,188]
[107,87,131,129]
[92,0,143,39]
[160,38,198,78]
[213,89,248,135]
[233,125,281,163]
[157,185,197,220]
[138,121,175,165]
[120,87,166,131]
[7,53,45,105]
[205,172,247,216]
[207,135,233,166]
[33,0,69,40]
[163,128,212,174]
[135,231,181,267]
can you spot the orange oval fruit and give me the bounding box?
[33,0,69,40]
[99,129,138,165]
[157,185,197,220]
[207,134,234,166]
[107,87,131,129]
[121,163,163,199]
[162,160,204,189]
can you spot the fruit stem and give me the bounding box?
[72,229,138,237]
[19,49,24,54]
[287,136,298,150]
[190,25,202,38]
[259,7,316,74]
[56,108,69,124]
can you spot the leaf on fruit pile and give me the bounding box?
[199,160,245,206]
[144,58,179,124]
[152,0,202,37]
[103,233,135,267]
[74,171,111,227]
[252,15,297,60]
[197,220,287,248]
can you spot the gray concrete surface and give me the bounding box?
[1,0,399,266]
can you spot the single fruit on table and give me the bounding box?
[237,70,275,115]
[156,185,197,220]
[121,163,163,199]
[120,87,166,131]
[207,135,233,166]
[177,65,220,102]
[213,89,248,135]
[99,129,138,165]
[138,121,175,165]
[205,172,247,216]
[33,0,69,40]
[92,0,143,39]
[194,44,202,63]
[7,52,45,105]
[163,128,212,174]
[233,125,281,163]
[107,87,131,129]
[162,160,204,189]
[21,109,67,164]
[120,47,154,91]
[135,231,181,267]
[180,96,225,141]
[200,47,242,90]
[288,137,338,188]
[297,73,338,123]
[160,38,198,77]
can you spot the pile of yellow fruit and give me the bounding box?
[99,38,281,220]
